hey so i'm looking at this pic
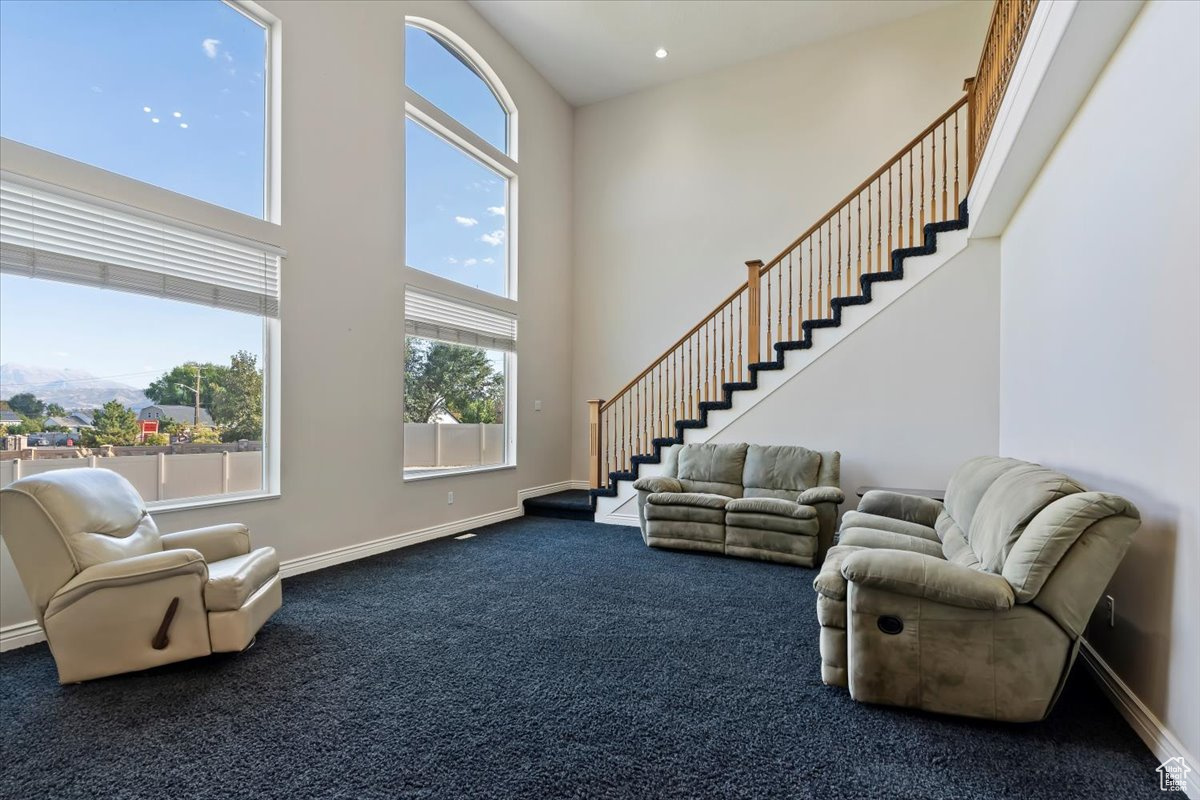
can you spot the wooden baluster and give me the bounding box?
[941,118,948,221]
[868,185,878,277]
[816,228,823,317]
[908,149,915,248]
[765,264,772,355]
[856,194,863,293]
[686,337,693,418]
[745,260,762,365]
[736,293,743,381]
[931,128,937,223]
[777,262,784,345]
[787,252,794,342]
[825,221,833,315]
[876,177,883,273]
[727,304,734,386]
[897,156,904,248]
[720,305,727,388]
[807,236,814,325]
[836,208,843,300]
[703,322,710,403]
[954,104,961,209]
[964,76,977,184]
[921,136,927,231]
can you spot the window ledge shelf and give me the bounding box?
[149,491,280,514]
[403,464,515,483]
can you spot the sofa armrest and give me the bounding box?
[161,523,251,562]
[45,549,208,617]
[841,549,1014,611]
[857,490,944,527]
[797,486,845,506]
[633,476,682,494]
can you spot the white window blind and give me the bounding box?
[0,175,284,317]
[404,287,516,352]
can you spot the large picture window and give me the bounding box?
[0,176,281,505]
[404,20,516,478]
[0,0,269,219]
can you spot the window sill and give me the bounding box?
[403,464,515,483]
[149,491,281,514]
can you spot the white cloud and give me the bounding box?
[446,257,459,264]
[223,51,234,64]
[482,257,495,264]
[487,206,506,216]
[481,229,506,247]
[202,38,220,59]
[454,216,479,227]
[464,258,478,266]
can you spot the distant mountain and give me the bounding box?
[0,363,151,411]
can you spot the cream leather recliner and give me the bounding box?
[1,468,282,683]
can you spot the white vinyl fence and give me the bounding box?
[404,423,505,469]
[0,452,263,501]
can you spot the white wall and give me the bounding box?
[0,0,574,629]
[999,0,1199,761]
[705,239,1000,503]
[569,1,992,480]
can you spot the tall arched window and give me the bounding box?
[403,19,517,478]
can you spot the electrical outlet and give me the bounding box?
[447,491,454,505]
[1104,595,1115,627]
[534,400,542,411]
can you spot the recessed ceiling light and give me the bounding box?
[143,106,151,112]
[173,111,182,118]
[655,47,669,59]
[151,117,160,123]
[179,123,189,129]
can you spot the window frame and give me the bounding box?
[402,18,518,481]
[0,0,284,512]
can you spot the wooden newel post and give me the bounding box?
[745,260,763,365]
[587,399,604,488]
[962,77,977,184]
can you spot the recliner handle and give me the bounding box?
[151,597,180,650]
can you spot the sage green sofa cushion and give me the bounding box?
[724,497,816,519]
[676,443,748,497]
[968,464,1085,573]
[742,444,821,500]
[725,512,816,535]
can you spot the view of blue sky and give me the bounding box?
[405,26,510,298]
[0,4,509,400]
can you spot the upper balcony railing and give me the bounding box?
[587,0,1040,490]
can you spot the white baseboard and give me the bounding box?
[0,479,586,652]
[595,511,640,528]
[1080,639,1198,799]
[517,479,589,502]
[0,619,45,652]
[277,504,523,580]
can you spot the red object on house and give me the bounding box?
[140,420,158,443]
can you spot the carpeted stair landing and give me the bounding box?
[0,517,1163,799]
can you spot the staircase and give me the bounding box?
[583,1,1038,518]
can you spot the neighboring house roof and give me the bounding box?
[138,405,215,426]
[0,410,22,423]
[44,416,90,429]
[68,412,94,426]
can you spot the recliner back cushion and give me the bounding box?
[943,456,1027,535]
[968,464,1084,573]
[1004,492,1137,605]
[13,468,162,570]
[742,445,821,500]
[676,443,749,498]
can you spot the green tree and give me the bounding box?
[14,417,45,435]
[82,400,140,447]
[145,362,229,408]
[189,424,221,444]
[210,350,263,441]
[7,393,45,418]
[45,403,66,417]
[143,432,169,446]
[404,339,505,424]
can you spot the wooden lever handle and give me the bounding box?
[151,597,180,650]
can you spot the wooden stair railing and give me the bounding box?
[587,0,1039,492]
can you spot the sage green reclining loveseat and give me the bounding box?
[633,443,843,567]
[814,456,1139,722]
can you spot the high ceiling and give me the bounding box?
[468,0,963,106]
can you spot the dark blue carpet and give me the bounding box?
[0,517,1163,799]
